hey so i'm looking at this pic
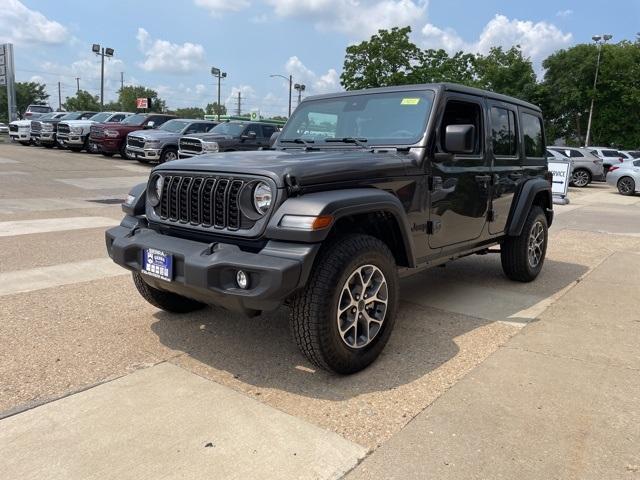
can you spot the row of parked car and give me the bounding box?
[6,107,282,164]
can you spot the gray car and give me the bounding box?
[126,119,217,163]
[548,146,605,187]
[606,159,640,196]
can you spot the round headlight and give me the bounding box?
[253,182,272,215]
[149,175,163,207]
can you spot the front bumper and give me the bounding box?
[105,219,319,314]
[127,145,161,160]
[63,134,86,146]
[10,131,30,141]
[98,138,122,153]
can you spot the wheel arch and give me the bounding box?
[506,178,553,236]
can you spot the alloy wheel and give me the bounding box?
[164,151,177,162]
[527,221,545,268]
[571,170,589,187]
[618,177,634,195]
[337,264,388,349]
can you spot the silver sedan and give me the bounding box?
[606,160,640,196]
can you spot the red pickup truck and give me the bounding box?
[90,113,176,159]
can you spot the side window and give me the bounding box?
[262,125,277,139]
[185,123,209,134]
[634,160,640,167]
[440,100,483,155]
[244,124,261,137]
[110,114,125,122]
[603,150,619,157]
[490,107,517,156]
[152,116,170,127]
[569,150,584,158]
[521,113,544,158]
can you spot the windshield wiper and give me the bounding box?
[324,137,371,149]
[279,138,317,150]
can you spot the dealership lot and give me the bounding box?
[1,141,639,478]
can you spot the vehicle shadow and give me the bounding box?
[151,256,588,401]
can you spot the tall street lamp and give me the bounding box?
[211,67,227,121]
[294,83,306,105]
[584,34,612,147]
[270,74,292,117]
[92,44,114,109]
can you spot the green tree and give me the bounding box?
[205,102,226,116]
[475,46,537,100]
[118,86,166,113]
[0,81,49,121]
[174,107,205,119]
[341,26,423,90]
[413,49,478,86]
[103,101,122,111]
[63,90,101,111]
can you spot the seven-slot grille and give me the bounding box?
[157,175,246,230]
[9,124,18,132]
[57,123,70,135]
[128,136,145,149]
[179,137,203,154]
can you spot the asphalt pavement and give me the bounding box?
[0,138,638,479]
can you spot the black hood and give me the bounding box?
[153,148,410,188]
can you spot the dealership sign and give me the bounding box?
[136,97,150,109]
[548,159,571,202]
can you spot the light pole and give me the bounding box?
[92,44,114,109]
[294,83,306,105]
[270,74,293,117]
[584,34,612,147]
[211,67,227,121]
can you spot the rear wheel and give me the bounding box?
[119,143,129,160]
[290,234,398,374]
[617,177,636,196]
[501,206,548,282]
[571,168,591,187]
[132,272,206,313]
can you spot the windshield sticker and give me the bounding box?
[401,98,420,106]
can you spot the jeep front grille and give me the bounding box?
[58,123,70,135]
[128,136,145,149]
[157,174,245,230]
[179,137,203,154]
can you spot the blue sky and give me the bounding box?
[2,0,640,116]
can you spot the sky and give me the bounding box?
[2,0,640,117]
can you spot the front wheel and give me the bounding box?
[501,206,548,282]
[290,234,398,374]
[617,177,636,196]
[160,148,178,163]
[132,272,206,313]
[119,143,129,160]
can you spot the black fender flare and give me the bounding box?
[121,182,147,217]
[266,188,417,267]
[507,178,553,236]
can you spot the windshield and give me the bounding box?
[280,90,435,146]
[61,112,82,120]
[88,112,113,123]
[120,114,147,126]
[37,112,57,120]
[28,106,51,113]
[211,122,246,136]
[159,120,190,133]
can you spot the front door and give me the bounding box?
[428,95,490,249]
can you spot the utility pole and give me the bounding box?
[237,91,241,116]
[585,34,612,147]
[58,82,62,111]
[75,77,80,93]
[120,72,124,91]
[269,74,293,117]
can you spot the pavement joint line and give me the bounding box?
[0,216,117,236]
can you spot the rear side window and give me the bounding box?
[490,107,517,156]
[521,113,544,157]
[568,150,584,158]
[602,150,620,157]
[262,125,277,138]
[634,160,640,167]
[628,151,640,158]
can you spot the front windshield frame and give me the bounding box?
[159,119,190,133]
[210,122,246,136]
[279,89,435,147]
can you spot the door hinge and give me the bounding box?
[426,220,442,234]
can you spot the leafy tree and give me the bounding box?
[341,26,423,90]
[205,102,226,116]
[63,90,101,112]
[413,49,478,86]
[0,81,49,121]
[270,115,288,121]
[174,107,205,119]
[102,101,122,111]
[475,46,537,100]
[118,86,166,113]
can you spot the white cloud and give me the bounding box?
[420,14,572,66]
[194,0,251,16]
[225,85,257,115]
[0,0,68,45]
[136,27,206,74]
[265,0,428,39]
[285,56,340,94]
[556,9,573,17]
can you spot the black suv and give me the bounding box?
[106,83,553,374]
[178,121,280,158]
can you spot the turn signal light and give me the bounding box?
[280,215,334,230]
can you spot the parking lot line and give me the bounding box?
[0,258,127,296]
[0,157,20,164]
[0,171,28,176]
[0,362,367,480]
[56,176,148,190]
[0,216,116,237]
[0,198,119,214]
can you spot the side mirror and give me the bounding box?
[444,124,475,154]
[145,121,155,129]
[269,131,280,147]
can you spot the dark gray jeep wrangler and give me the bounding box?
[106,83,553,374]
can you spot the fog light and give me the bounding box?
[236,270,249,289]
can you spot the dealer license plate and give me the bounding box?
[142,248,173,282]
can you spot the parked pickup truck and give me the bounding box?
[178,121,280,158]
[57,111,133,152]
[107,83,553,374]
[92,113,176,159]
[10,119,37,145]
[126,119,217,164]
[32,111,97,148]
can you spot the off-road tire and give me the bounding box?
[132,272,206,313]
[290,234,398,374]
[501,206,548,282]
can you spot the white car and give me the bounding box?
[57,111,132,152]
[589,147,627,172]
[606,159,640,196]
[0,122,9,134]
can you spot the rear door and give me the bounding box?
[487,101,522,234]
